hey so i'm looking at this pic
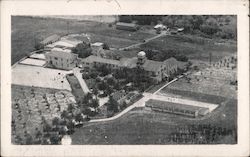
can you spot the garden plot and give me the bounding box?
[160,68,237,104]
[12,64,72,91]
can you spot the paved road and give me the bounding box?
[90,96,147,123]
[118,31,168,51]
[153,77,180,95]
[73,68,90,94]
[89,78,178,123]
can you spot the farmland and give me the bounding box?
[71,98,237,144]
[11,16,154,64]
[140,34,237,62]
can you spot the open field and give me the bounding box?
[71,98,237,144]
[11,85,76,144]
[12,16,154,64]
[12,64,72,91]
[140,34,237,62]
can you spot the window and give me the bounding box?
[54,57,58,60]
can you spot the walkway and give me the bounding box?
[73,67,90,94]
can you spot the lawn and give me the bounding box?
[71,98,237,144]
[66,74,85,103]
[140,34,237,62]
[12,16,154,65]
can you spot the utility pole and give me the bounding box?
[67,21,69,35]
[209,52,212,66]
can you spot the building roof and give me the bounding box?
[40,34,60,45]
[143,60,163,72]
[120,57,137,68]
[52,41,76,48]
[19,58,46,67]
[154,24,167,29]
[83,55,120,65]
[91,42,104,47]
[146,99,209,112]
[163,57,178,67]
[138,51,146,57]
[29,53,46,60]
[46,50,77,59]
[51,47,71,53]
[116,22,138,28]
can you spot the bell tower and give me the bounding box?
[137,51,146,68]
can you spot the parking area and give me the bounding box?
[12,64,72,91]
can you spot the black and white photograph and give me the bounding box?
[1,0,249,157]
[10,14,238,145]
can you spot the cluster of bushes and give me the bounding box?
[144,49,189,62]
[71,42,92,58]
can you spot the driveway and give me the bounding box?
[73,67,90,93]
[118,31,168,51]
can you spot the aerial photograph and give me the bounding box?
[11,15,237,145]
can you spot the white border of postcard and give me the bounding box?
[1,0,249,156]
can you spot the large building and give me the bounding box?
[145,99,209,118]
[45,48,78,70]
[40,34,61,46]
[81,51,181,82]
[116,22,139,31]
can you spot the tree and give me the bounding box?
[61,110,69,120]
[89,99,99,112]
[71,42,92,58]
[52,117,60,127]
[75,113,84,122]
[34,43,44,50]
[106,96,119,114]
[103,43,110,50]
[50,134,61,144]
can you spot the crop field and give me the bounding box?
[12,16,154,64]
[140,34,237,62]
[71,98,237,144]
[11,85,76,144]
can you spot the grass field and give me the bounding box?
[140,34,237,62]
[71,98,237,144]
[11,16,154,64]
